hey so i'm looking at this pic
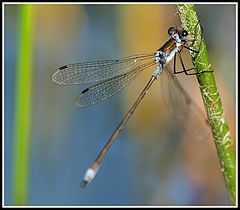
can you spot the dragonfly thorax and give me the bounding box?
[155,39,181,67]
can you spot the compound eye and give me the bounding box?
[181,30,188,38]
[168,27,177,36]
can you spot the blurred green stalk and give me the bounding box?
[12,4,34,205]
[177,4,236,205]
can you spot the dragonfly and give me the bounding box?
[52,25,211,187]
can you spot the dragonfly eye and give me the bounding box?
[180,30,188,39]
[168,27,178,36]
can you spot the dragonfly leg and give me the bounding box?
[173,52,213,75]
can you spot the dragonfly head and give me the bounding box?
[168,27,188,42]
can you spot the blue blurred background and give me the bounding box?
[4,4,236,206]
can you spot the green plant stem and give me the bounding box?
[176,4,236,205]
[12,4,34,205]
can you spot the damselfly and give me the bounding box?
[52,25,211,187]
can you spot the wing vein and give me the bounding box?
[52,53,155,85]
[75,60,156,108]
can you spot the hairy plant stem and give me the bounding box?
[177,4,236,205]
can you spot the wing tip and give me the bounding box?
[52,70,61,84]
[52,65,69,84]
[75,97,84,108]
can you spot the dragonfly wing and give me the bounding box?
[52,53,155,85]
[160,66,211,140]
[76,60,156,108]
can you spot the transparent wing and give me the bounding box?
[52,53,155,85]
[160,66,211,140]
[76,60,156,108]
